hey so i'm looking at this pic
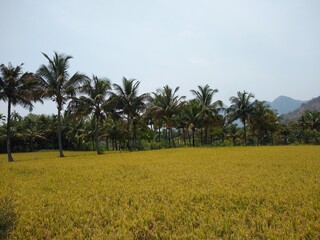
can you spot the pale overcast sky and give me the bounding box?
[1,0,320,116]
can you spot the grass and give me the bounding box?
[0,146,320,239]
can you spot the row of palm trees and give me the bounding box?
[2,107,317,154]
[1,52,318,162]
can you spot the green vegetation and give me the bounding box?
[1,146,319,239]
[1,54,320,162]
[37,52,88,158]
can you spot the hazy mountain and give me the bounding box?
[267,96,306,115]
[281,96,320,122]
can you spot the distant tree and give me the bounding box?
[191,84,222,145]
[150,85,185,147]
[302,111,320,131]
[37,52,88,157]
[68,75,111,154]
[111,77,147,150]
[146,92,164,143]
[64,113,87,150]
[297,111,320,144]
[0,63,42,161]
[250,100,279,145]
[182,99,202,147]
[227,91,255,145]
[19,114,48,151]
[280,124,290,145]
[227,123,241,146]
[212,113,229,144]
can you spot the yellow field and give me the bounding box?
[1,146,320,239]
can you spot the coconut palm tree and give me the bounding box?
[250,100,279,145]
[182,99,202,147]
[146,92,164,143]
[0,63,43,162]
[37,52,88,157]
[297,111,320,144]
[191,84,222,145]
[20,114,47,151]
[303,111,320,131]
[68,75,111,154]
[227,123,241,146]
[150,85,185,147]
[227,91,255,145]
[111,77,147,150]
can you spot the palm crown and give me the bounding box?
[36,52,88,157]
[0,63,42,161]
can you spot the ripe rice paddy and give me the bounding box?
[1,146,320,239]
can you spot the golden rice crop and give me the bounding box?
[1,146,320,239]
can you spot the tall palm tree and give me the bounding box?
[182,99,202,147]
[146,92,164,143]
[37,52,88,157]
[0,63,43,161]
[111,77,147,150]
[191,84,222,145]
[227,91,255,145]
[68,75,111,154]
[150,85,185,147]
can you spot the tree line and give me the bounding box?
[1,52,319,162]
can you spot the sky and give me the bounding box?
[1,0,320,116]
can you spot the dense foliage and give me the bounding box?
[1,53,320,158]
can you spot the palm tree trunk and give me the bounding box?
[7,99,13,162]
[57,105,64,157]
[187,127,191,146]
[192,128,195,147]
[243,120,247,146]
[205,126,208,145]
[77,138,81,150]
[127,116,131,150]
[133,121,137,150]
[171,128,176,148]
[158,126,161,142]
[106,136,109,150]
[95,115,101,154]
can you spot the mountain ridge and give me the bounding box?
[281,96,320,122]
[267,95,307,115]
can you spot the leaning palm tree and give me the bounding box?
[37,52,88,157]
[191,84,222,145]
[0,63,43,162]
[68,75,111,154]
[227,91,255,145]
[111,77,147,150]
